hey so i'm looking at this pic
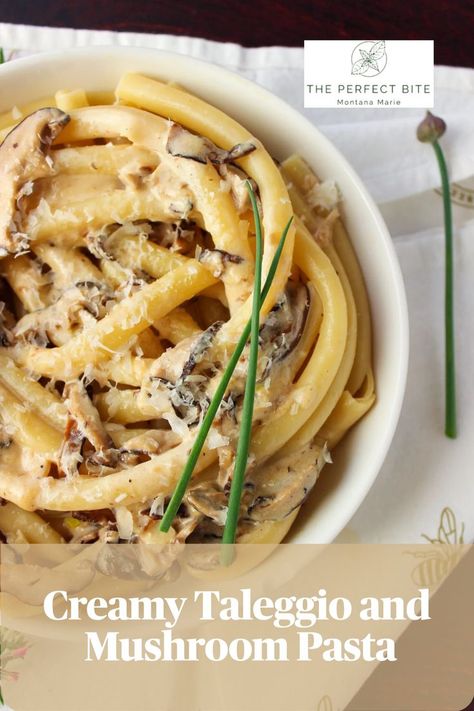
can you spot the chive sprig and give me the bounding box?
[433,140,456,438]
[417,111,456,438]
[159,182,292,541]
[221,182,263,555]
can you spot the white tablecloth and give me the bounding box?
[0,23,472,546]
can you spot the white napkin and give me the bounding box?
[0,22,472,545]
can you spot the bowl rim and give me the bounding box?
[0,45,409,543]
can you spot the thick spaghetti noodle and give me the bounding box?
[0,73,375,546]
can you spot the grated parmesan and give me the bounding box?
[207,428,230,450]
[305,180,340,211]
[163,410,189,439]
[115,505,133,539]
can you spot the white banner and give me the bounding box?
[304,40,434,108]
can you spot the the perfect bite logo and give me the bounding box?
[304,40,434,108]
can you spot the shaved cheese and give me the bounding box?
[146,382,172,414]
[105,422,124,431]
[322,442,333,464]
[150,495,165,517]
[184,374,207,384]
[81,363,96,387]
[305,180,340,211]
[17,181,34,199]
[214,505,229,526]
[289,385,309,415]
[115,505,134,539]
[207,427,229,450]
[163,410,189,439]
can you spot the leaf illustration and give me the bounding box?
[370,40,386,60]
[352,58,370,75]
[360,49,371,61]
[366,56,379,72]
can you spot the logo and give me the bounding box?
[304,40,434,109]
[351,40,387,77]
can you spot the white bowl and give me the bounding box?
[0,46,409,544]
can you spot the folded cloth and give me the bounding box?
[0,22,472,544]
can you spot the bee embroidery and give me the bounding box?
[411,507,465,589]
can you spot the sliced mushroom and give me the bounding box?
[85,447,151,476]
[66,510,119,543]
[148,219,199,254]
[13,281,112,346]
[84,432,182,474]
[140,323,221,427]
[58,416,84,479]
[65,380,114,453]
[85,231,113,260]
[0,300,15,346]
[166,123,256,165]
[221,282,309,405]
[148,333,200,383]
[169,321,223,424]
[69,525,102,544]
[246,441,326,522]
[186,482,229,526]
[186,518,224,545]
[217,164,258,212]
[174,509,202,543]
[70,508,116,526]
[0,108,70,255]
[198,249,244,278]
[259,281,309,379]
[116,429,180,454]
[180,320,223,378]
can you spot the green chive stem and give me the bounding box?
[159,193,292,533]
[432,140,456,438]
[0,48,4,65]
[220,184,263,561]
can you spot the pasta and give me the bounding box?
[0,73,375,547]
